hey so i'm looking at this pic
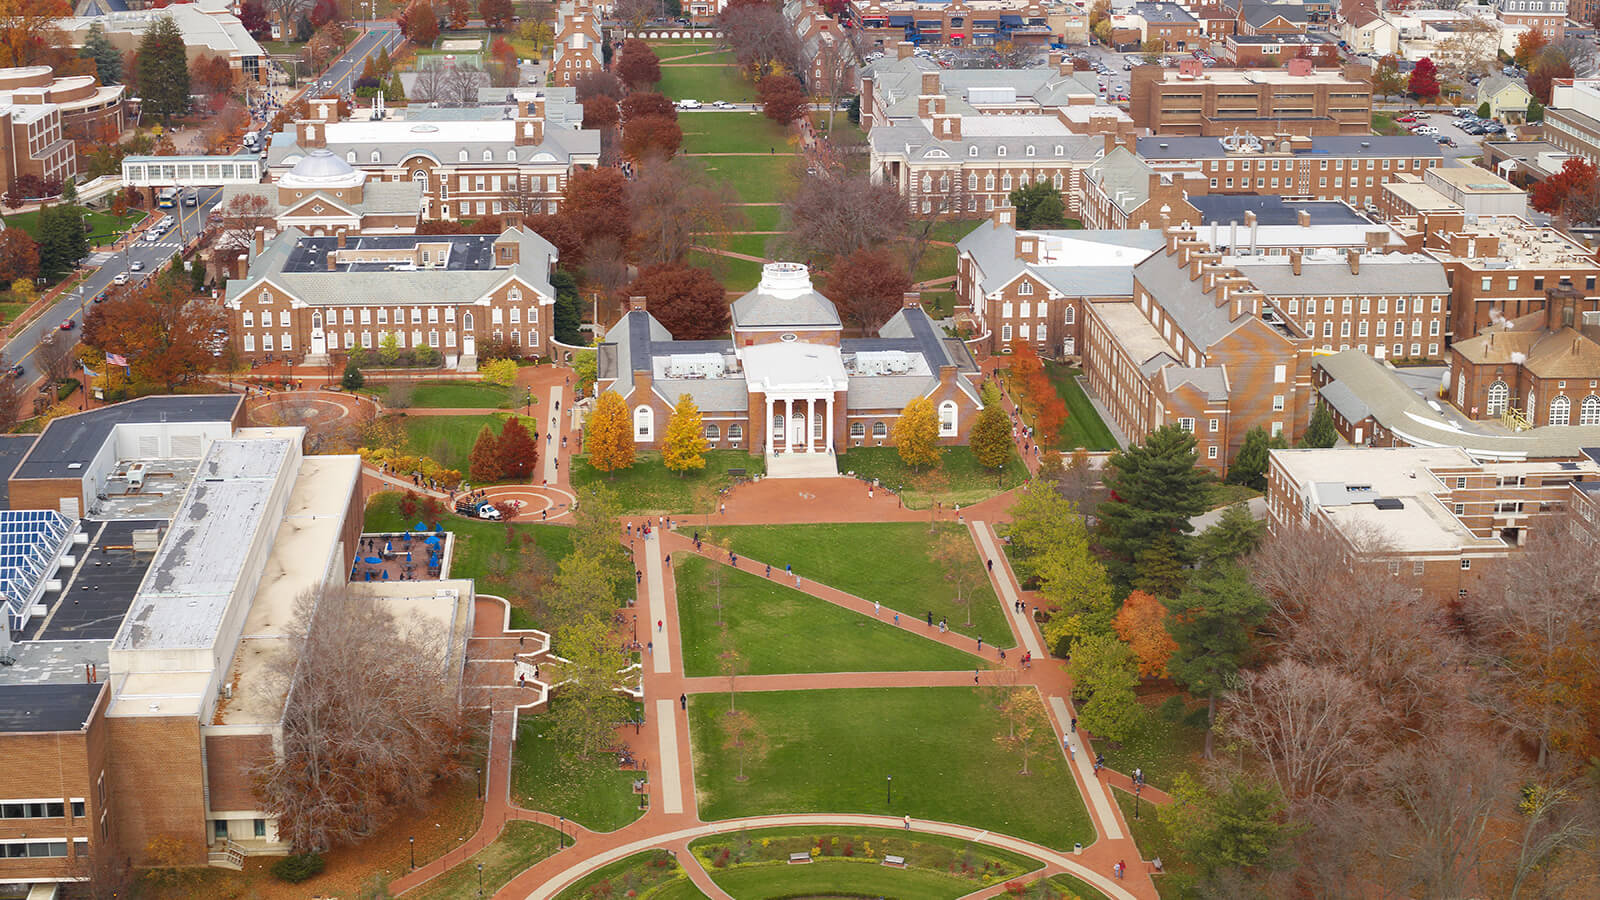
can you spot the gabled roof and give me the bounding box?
[1086,146,1159,214]
[1131,248,1252,352]
[956,219,1166,296]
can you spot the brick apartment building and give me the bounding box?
[1494,0,1565,41]
[1129,57,1373,136]
[1223,32,1343,68]
[1447,286,1600,427]
[850,0,1058,48]
[550,2,605,87]
[784,0,859,96]
[1265,446,1600,603]
[264,95,599,222]
[1542,78,1600,162]
[1078,146,1202,229]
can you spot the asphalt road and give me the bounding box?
[311,26,404,97]
[0,187,223,383]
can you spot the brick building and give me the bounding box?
[265,95,599,222]
[1223,32,1343,67]
[1542,78,1600,162]
[1448,287,1600,427]
[550,2,605,87]
[1129,57,1373,136]
[1265,446,1600,603]
[596,263,984,477]
[1377,165,1527,223]
[850,0,1058,48]
[784,0,859,97]
[1077,145,1202,229]
[1494,0,1565,41]
[224,226,560,371]
[0,65,124,145]
[217,149,424,242]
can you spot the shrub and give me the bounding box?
[342,360,365,390]
[271,853,325,883]
[481,357,519,387]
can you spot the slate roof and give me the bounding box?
[956,220,1166,296]
[869,119,1105,166]
[1162,366,1230,401]
[731,282,842,329]
[219,180,424,218]
[1136,135,1442,159]
[1188,194,1368,225]
[1131,248,1247,352]
[1231,252,1450,296]
[1086,147,1160,214]
[265,110,599,171]
[863,56,1100,120]
[1450,313,1600,379]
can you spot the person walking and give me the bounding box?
[873,600,880,616]
[973,669,980,684]
[903,814,911,831]
[977,635,984,651]
[926,610,933,627]
[679,693,687,711]
[657,619,663,633]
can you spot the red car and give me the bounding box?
[1397,115,1417,123]
[59,318,73,330]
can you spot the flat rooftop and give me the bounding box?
[12,395,240,480]
[281,233,499,274]
[0,434,37,508]
[1426,165,1522,194]
[28,519,164,642]
[1188,195,1368,226]
[0,683,103,733]
[1092,301,1177,367]
[92,458,201,521]
[1428,216,1598,269]
[1150,67,1365,85]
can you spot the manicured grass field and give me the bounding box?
[837,446,1028,511]
[812,111,866,146]
[365,379,516,409]
[511,714,645,832]
[657,64,758,103]
[1096,695,1207,793]
[1044,363,1121,451]
[689,825,1045,882]
[394,413,506,475]
[1115,791,1195,898]
[699,155,797,204]
[0,301,30,324]
[364,491,579,599]
[406,821,561,900]
[709,859,987,897]
[675,555,985,675]
[690,249,765,291]
[911,242,958,285]
[1202,481,1262,510]
[732,204,784,232]
[680,111,794,155]
[689,687,1094,849]
[714,521,1010,644]
[1047,872,1115,899]
[725,231,779,260]
[570,450,764,514]
[552,849,699,899]
[652,42,722,59]
[3,208,145,246]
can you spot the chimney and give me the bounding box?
[295,120,325,148]
[992,204,1015,228]
[1297,208,1310,227]
[629,295,647,312]
[233,252,248,280]
[1290,248,1303,275]
[938,362,956,387]
[254,226,266,255]
[921,71,940,95]
[1178,58,1202,78]
[326,251,338,271]
[1347,248,1361,275]
[903,291,922,309]
[311,98,340,122]
[517,115,544,145]
[897,41,915,60]
[1048,50,1063,69]
[1245,209,1259,254]
[1015,234,1040,263]
[934,114,960,139]
[336,229,346,249]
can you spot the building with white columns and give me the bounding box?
[596,263,984,477]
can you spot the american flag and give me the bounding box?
[106,353,128,366]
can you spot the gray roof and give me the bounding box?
[266,109,599,171]
[1232,252,1449,297]
[1087,147,1159,214]
[219,180,424,218]
[1162,366,1229,401]
[1189,194,1367,226]
[1136,135,1442,160]
[845,375,939,410]
[15,395,240,480]
[956,219,1166,296]
[1136,2,1198,24]
[731,283,841,329]
[1132,248,1247,352]
[1477,74,1530,103]
[1234,0,1309,27]
[1315,350,1600,459]
[0,683,103,733]
[868,119,1105,167]
[863,55,1099,121]
[653,378,748,412]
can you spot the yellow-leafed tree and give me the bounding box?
[893,395,941,469]
[662,393,708,476]
[585,390,635,474]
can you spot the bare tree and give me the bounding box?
[613,0,654,31]
[1222,659,1379,808]
[36,333,75,384]
[443,65,487,107]
[1433,18,1501,80]
[411,61,447,105]
[250,585,474,853]
[628,158,743,265]
[782,171,907,263]
[0,355,24,432]
[814,29,865,137]
[719,2,800,81]
[211,193,276,251]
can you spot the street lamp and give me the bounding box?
[886,774,892,805]
[558,815,566,848]
[525,388,532,416]
[409,836,415,870]
[476,766,483,799]
[476,860,484,896]
[1134,781,1142,820]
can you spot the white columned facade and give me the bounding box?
[765,395,775,455]
[786,398,795,452]
[825,394,834,454]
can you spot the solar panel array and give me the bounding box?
[0,510,73,631]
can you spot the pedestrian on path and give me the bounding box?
[874,600,880,616]
[903,814,911,830]
[977,635,984,651]
[657,619,663,633]
[636,570,643,585]
[765,563,771,577]
[974,669,980,684]
[720,502,726,515]
[680,693,687,710]
[987,559,994,572]
[893,612,899,625]
[794,573,801,587]
[926,610,933,627]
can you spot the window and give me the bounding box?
[1208,445,1219,459]
[1550,395,1571,425]
[1026,145,1035,157]
[1486,381,1509,417]
[1272,395,1285,411]
[998,146,1007,157]
[850,422,865,438]
[345,150,356,163]
[1273,364,1286,383]
[634,405,654,440]
[1413,561,1425,576]
[1018,281,1033,295]
[343,309,354,325]
[1455,503,1466,515]
[728,424,742,442]
[872,421,888,438]
[1000,324,1012,341]
[458,149,468,162]
[1342,298,1353,315]
[282,333,292,351]
[1460,558,1471,570]
[967,173,977,190]
[1064,306,1075,325]
[939,400,958,436]
[360,308,372,324]
[705,423,720,441]
[411,308,422,324]
[371,150,381,163]
[258,289,271,305]
[242,311,254,328]
[1582,395,1600,425]
[1209,418,1219,432]
[262,333,274,351]
[1178,417,1195,432]
[377,308,388,325]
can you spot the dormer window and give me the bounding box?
[1026,145,1035,157]
[998,146,1007,157]
[483,149,493,161]
[371,150,381,162]
[1055,145,1064,156]
[507,149,516,162]
[509,286,521,302]
[345,150,356,163]
[458,149,468,162]
[968,145,977,157]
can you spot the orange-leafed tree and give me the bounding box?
[621,113,682,162]
[468,424,503,482]
[81,271,228,391]
[445,0,470,29]
[0,0,71,69]
[1114,590,1178,678]
[614,39,661,89]
[758,73,808,125]
[1531,157,1600,225]
[1514,29,1548,69]
[496,415,539,479]
[584,390,636,474]
[1010,337,1043,380]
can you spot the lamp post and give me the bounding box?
[886,775,892,805]
[476,766,483,799]
[525,388,532,416]
[476,860,484,896]
[409,836,415,870]
[558,815,566,848]
[1134,781,1142,820]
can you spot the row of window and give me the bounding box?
[1312,319,1438,339]
[1286,296,1443,316]
[999,323,1048,343]
[1484,383,1600,425]
[1478,274,1595,292]
[243,329,543,353]
[249,303,532,327]
[0,838,84,859]
[0,800,85,820]
[1214,175,1386,190]
[1207,157,1429,173]
[998,299,1073,322]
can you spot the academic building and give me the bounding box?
[1129,58,1373,136]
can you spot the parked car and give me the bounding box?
[113,272,129,285]
[59,319,73,330]
[676,99,702,109]
[712,100,734,109]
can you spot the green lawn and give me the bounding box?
[714,521,1010,644]
[725,232,778,260]
[1047,872,1116,899]
[812,112,867,146]
[570,450,764,514]
[1095,696,1208,793]
[679,111,792,155]
[552,850,700,899]
[923,218,988,244]
[837,446,1028,510]
[922,290,958,319]
[364,491,580,598]
[911,242,958,285]
[0,301,30,325]
[658,65,759,103]
[690,249,765,291]
[689,825,1044,883]
[675,555,985,676]
[652,42,723,60]
[364,379,517,409]
[731,205,784,232]
[1115,791,1195,898]
[3,208,145,246]
[511,714,645,832]
[710,859,992,897]
[405,821,561,900]
[1043,363,1121,451]
[689,687,1094,849]
[1202,481,1262,510]
[699,155,797,204]
[392,413,507,476]
[1371,111,1405,136]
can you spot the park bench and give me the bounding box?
[788,852,812,864]
[882,855,906,868]
[728,468,746,476]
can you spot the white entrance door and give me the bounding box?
[789,415,806,450]
[310,313,326,356]
[462,312,476,358]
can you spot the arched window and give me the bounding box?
[412,170,429,190]
[1026,145,1036,157]
[483,149,493,161]
[371,150,381,162]
[705,423,720,441]
[1550,395,1571,425]
[939,400,958,436]
[1064,305,1075,325]
[462,311,474,331]
[507,149,516,162]
[728,424,743,442]
[921,174,932,192]
[773,413,785,434]
[872,421,888,438]
[509,286,521,302]
[850,422,865,438]
[311,312,322,330]
[1583,395,1600,425]
[1486,381,1509,417]
[345,150,356,163]
[813,412,824,440]
[1054,144,1064,156]
[968,146,977,157]
[634,405,654,440]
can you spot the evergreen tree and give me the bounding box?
[80,23,123,85]
[1299,403,1337,448]
[551,268,583,345]
[1131,534,1187,599]
[968,384,1013,473]
[893,395,941,469]
[189,256,206,292]
[341,361,364,390]
[495,415,539,479]
[1163,563,1269,758]
[1006,181,1070,229]
[468,425,503,482]
[661,393,708,476]
[584,390,635,473]
[1227,426,1272,490]
[1192,502,1265,569]
[1160,773,1300,888]
[1096,424,1209,588]
[136,16,191,123]
[36,205,88,280]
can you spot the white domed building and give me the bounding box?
[214,148,425,250]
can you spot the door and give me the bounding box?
[789,416,806,450]
[310,312,326,356]
[462,312,476,358]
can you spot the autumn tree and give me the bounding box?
[623,262,729,340]
[1514,29,1549,69]
[720,0,799,80]
[0,229,38,284]
[1528,42,1584,104]
[621,91,677,121]
[496,415,539,479]
[1531,156,1600,225]
[81,274,230,390]
[758,74,808,125]
[0,354,23,433]
[784,171,907,262]
[400,0,440,46]
[562,166,632,251]
[469,425,503,484]
[721,708,769,782]
[628,158,742,266]
[614,0,655,29]
[251,586,472,853]
[135,15,189,122]
[574,71,624,103]
[1164,562,1269,758]
[1034,512,1115,652]
[1372,55,1407,102]
[893,395,941,469]
[662,393,708,476]
[969,384,1013,474]
[479,0,513,30]
[614,39,661,89]
[1005,480,1078,587]
[581,93,620,132]
[1221,658,1378,804]
[1066,632,1140,742]
[444,0,470,29]
[1114,590,1177,678]
[584,390,636,473]
[1096,424,1209,588]
[994,689,1051,775]
[1407,56,1440,102]
[0,0,70,69]
[931,530,983,627]
[822,248,910,332]
[622,113,683,161]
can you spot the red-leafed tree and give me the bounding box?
[759,73,808,125]
[620,91,676,121]
[1407,57,1439,102]
[614,39,661,89]
[240,0,271,40]
[1527,46,1577,105]
[400,0,440,46]
[581,94,620,132]
[1531,156,1600,224]
[310,0,340,27]
[823,248,912,332]
[496,415,539,478]
[446,0,471,30]
[526,213,586,268]
[479,0,514,31]
[562,167,631,248]
[623,263,730,339]
[0,229,39,285]
[81,271,228,390]
[622,113,682,162]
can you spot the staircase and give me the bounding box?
[208,839,246,871]
[764,451,839,479]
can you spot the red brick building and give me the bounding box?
[1129,58,1373,136]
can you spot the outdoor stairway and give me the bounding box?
[207,839,246,871]
[764,451,839,479]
